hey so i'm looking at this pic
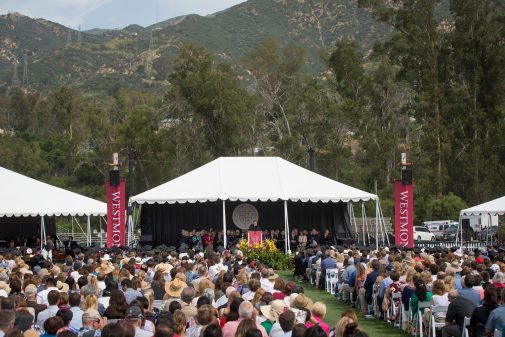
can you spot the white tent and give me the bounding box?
[460,196,505,216]
[0,166,107,246]
[457,196,505,245]
[131,157,377,204]
[131,157,386,250]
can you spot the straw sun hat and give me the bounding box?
[165,278,187,298]
[260,300,285,322]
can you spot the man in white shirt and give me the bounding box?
[37,290,60,327]
[37,278,59,306]
[69,293,84,330]
[260,268,274,293]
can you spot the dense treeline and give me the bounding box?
[0,0,504,223]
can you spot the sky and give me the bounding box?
[0,0,247,30]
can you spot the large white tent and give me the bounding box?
[457,195,505,245]
[131,157,377,204]
[131,157,386,250]
[0,166,106,245]
[460,196,505,216]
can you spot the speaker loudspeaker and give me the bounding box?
[401,168,413,185]
[109,170,120,186]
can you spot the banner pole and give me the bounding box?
[222,200,227,249]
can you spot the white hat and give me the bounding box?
[71,271,81,281]
[102,254,111,261]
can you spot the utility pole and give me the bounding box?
[78,25,82,45]
[12,62,19,87]
[22,53,28,87]
[308,147,315,172]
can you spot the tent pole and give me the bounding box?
[87,216,91,247]
[456,213,462,248]
[361,202,366,245]
[71,217,74,238]
[378,200,390,246]
[375,199,379,249]
[349,203,358,244]
[222,200,227,249]
[40,216,45,249]
[284,201,290,254]
[99,216,103,247]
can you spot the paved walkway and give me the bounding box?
[277,271,406,337]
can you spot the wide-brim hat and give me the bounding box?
[268,268,279,281]
[165,278,187,298]
[291,294,313,310]
[451,261,462,272]
[57,281,69,293]
[95,262,114,274]
[260,299,285,322]
[155,263,172,274]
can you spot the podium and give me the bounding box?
[248,231,263,245]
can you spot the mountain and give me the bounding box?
[0,0,394,94]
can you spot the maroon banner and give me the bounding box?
[105,179,126,248]
[394,180,414,248]
[248,231,263,246]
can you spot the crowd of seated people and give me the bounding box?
[293,243,505,337]
[0,239,370,337]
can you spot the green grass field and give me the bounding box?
[277,271,407,337]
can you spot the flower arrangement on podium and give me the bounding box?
[237,238,293,270]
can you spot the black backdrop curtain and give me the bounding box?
[0,216,56,239]
[139,200,352,247]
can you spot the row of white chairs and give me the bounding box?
[322,269,475,337]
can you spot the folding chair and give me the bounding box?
[461,316,471,337]
[413,302,431,337]
[326,268,336,293]
[389,292,402,327]
[329,269,338,295]
[429,305,448,337]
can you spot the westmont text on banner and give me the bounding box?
[105,179,126,248]
[394,179,414,248]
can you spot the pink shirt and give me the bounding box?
[222,318,268,337]
[305,315,329,335]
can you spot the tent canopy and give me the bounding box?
[460,196,505,216]
[131,157,377,204]
[0,166,107,217]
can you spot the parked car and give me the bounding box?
[423,221,458,239]
[414,226,436,241]
[442,226,459,241]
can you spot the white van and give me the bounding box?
[422,220,458,239]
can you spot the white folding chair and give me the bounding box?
[413,302,431,337]
[429,305,448,337]
[461,316,471,337]
[494,329,502,337]
[325,268,336,293]
[389,292,402,326]
[329,269,338,295]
